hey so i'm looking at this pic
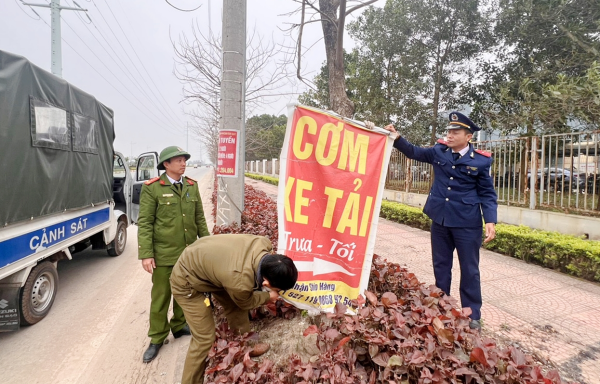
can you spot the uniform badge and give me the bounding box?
[451,113,458,121]
[163,193,174,197]
[466,166,478,171]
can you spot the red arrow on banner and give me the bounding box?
[294,258,356,277]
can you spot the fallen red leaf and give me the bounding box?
[303,325,318,337]
[470,347,489,367]
[365,291,378,306]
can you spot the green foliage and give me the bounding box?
[380,199,600,282]
[486,225,600,282]
[245,173,279,186]
[245,114,287,161]
[542,62,600,129]
[380,200,432,231]
[348,0,490,144]
[468,0,600,134]
[297,60,331,110]
[298,0,600,137]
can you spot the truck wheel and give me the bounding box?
[108,220,127,256]
[20,261,59,325]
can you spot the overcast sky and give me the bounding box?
[1,0,382,162]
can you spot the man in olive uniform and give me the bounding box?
[138,146,210,363]
[170,234,298,384]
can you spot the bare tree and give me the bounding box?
[189,106,220,164]
[172,20,296,162]
[288,0,378,117]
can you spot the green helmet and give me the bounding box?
[157,146,191,170]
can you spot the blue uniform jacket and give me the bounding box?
[394,137,498,227]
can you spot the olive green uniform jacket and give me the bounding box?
[171,234,272,310]
[137,173,210,266]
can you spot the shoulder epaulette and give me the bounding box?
[475,149,492,157]
[436,138,448,145]
[144,176,160,185]
[185,177,196,185]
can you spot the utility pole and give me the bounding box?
[21,0,87,77]
[216,0,246,226]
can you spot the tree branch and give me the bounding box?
[335,0,346,69]
[557,24,598,55]
[297,0,306,81]
[345,0,378,16]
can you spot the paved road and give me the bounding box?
[0,168,213,384]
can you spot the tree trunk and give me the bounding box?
[430,43,444,145]
[319,0,355,117]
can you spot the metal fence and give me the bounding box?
[245,130,600,214]
[390,131,600,214]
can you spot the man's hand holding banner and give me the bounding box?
[277,105,396,312]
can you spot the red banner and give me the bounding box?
[217,130,238,177]
[278,105,395,312]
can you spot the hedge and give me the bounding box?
[245,173,279,186]
[246,173,600,283]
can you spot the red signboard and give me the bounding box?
[278,105,395,312]
[217,130,238,177]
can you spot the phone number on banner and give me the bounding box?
[287,282,353,307]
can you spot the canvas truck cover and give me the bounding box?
[0,50,115,226]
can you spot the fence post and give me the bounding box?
[405,158,412,193]
[529,136,538,210]
[262,159,267,175]
[272,158,277,176]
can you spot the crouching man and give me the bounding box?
[170,234,298,384]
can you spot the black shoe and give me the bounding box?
[172,324,191,339]
[469,320,481,332]
[143,343,163,363]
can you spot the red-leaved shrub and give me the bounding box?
[205,176,572,384]
[212,180,278,249]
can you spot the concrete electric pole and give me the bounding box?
[216,0,246,226]
[21,0,87,78]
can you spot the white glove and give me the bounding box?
[364,120,375,130]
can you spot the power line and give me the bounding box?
[89,0,185,130]
[102,0,186,126]
[58,17,178,131]
[26,0,180,131]
[97,0,186,126]
[164,0,202,12]
[14,0,41,20]
[62,0,183,133]
[113,0,185,120]
[32,10,187,138]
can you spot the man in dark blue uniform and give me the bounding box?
[382,112,497,330]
